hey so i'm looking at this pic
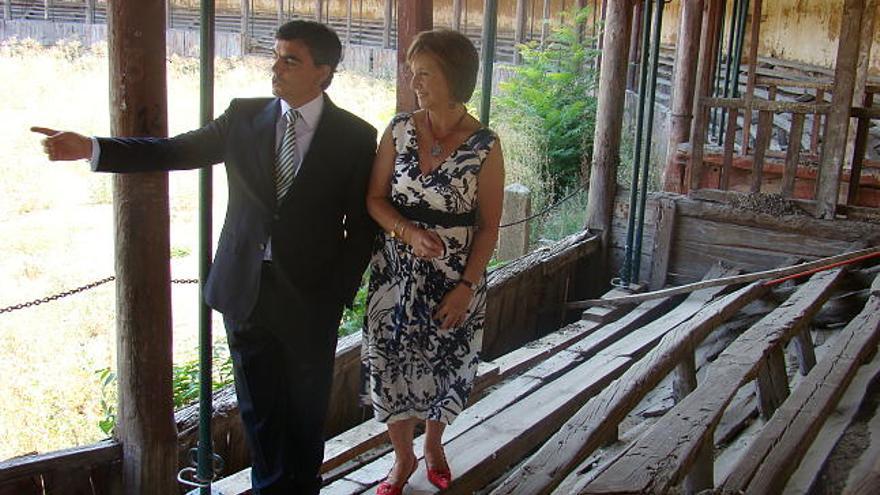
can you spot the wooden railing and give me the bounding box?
[689,79,879,208]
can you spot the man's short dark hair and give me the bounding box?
[276,20,342,88]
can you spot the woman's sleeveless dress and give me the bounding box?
[362,112,498,425]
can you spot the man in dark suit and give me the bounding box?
[32,20,377,495]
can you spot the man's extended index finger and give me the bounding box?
[30,126,58,136]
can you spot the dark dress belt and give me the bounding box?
[396,204,476,228]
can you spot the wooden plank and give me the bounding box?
[782,112,805,197]
[714,387,758,446]
[722,274,880,494]
[689,97,707,191]
[750,109,774,193]
[754,345,790,419]
[649,197,676,290]
[0,441,121,483]
[792,326,817,375]
[674,351,713,495]
[580,269,845,494]
[702,97,830,114]
[721,107,738,190]
[783,346,880,494]
[815,0,865,218]
[810,89,824,155]
[847,93,874,206]
[0,475,42,495]
[491,280,767,495]
[844,362,880,494]
[570,246,880,309]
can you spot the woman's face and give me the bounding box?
[409,52,454,110]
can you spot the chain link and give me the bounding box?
[1,276,199,315]
[499,184,586,228]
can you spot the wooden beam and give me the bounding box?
[0,442,121,484]
[395,0,431,112]
[382,0,392,48]
[782,112,805,197]
[663,0,704,193]
[452,0,462,31]
[86,0,96,23]
[750,109,773,192]
[580,269,845,494]
[847,92,873,206]
[514,0,527,64]
[648,197,676,290]
[240,0,250,53]
[720,106,738,189]
[569,245,880,309]
[846,0,878,170]
[491,271,760,495]
[585,0,633,243]
[721,274,880,494]
[277,0,283,24]
[315,0,324,22]
[703,97,831,114]
[108,0,177,493]
[740,0,762,156]
[815,0,865,218]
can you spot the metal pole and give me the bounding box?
[631,0,665,282]
[197,0,215,492]
[479,0,498,126]
[621,0,652,285]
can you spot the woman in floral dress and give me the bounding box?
[362,29,505,495]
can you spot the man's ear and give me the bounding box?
[318,64,333,89]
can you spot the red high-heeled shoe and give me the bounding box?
[376,457,418,495]
[426,458,452,490]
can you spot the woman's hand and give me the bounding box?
[434,283,474,330]
[406,227,444,259]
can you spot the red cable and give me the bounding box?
[763,251,880,287]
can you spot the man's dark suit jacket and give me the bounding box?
[95,96,378,322]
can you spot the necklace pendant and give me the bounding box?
[430,142,443,158]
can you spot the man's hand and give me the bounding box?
[31,127,92,161]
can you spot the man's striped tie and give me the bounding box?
[275,109,300,201]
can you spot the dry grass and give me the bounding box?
[0,38,394,460]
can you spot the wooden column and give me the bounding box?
[277,0,284,24]
[513,0,527,63]
[240,0,250,53]
[846,0,878,167]
[626,1,643,91]
[315,0,324,22]
[584,0,633,243]
[452,0,463,31]
[740,0,763,156]
[86,0,96,24]
[540,0,551,45]
[396,1,432,112]
[815,0,864,219]
[383,0,393,48]
[107,1,177,493]
[662,0,704,193]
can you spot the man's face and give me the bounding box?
[271,39,331,107]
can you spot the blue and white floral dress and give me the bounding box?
[362,112,498,425]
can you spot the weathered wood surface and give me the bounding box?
[782,112,805,197]
[792,326,817,374]
[572,245,879,309]
[649,197,676,290]
[702,97,831,115]
[754,345,790,419]
[580,269,845,494]
[750,109,774,192]
[722,274,880,494]
[491,275,764,495]
[0,441,122,495]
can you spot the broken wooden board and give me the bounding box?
[580,268,845,494]
[721,273,880,494]
[490,280,766,495]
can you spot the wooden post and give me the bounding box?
[584,0,633,244]
[848,93,874,206]
[673,352,713,494]
[86,0,96,24]
[43,0,50,20]
[240,0,250,54]
[396,1,432,112]
[540,0,551,46]
[452,0,462,31]
[755,346,790,419]
[513,0,527,64]
[315,0,324,22]
[740,0,762,156]
[165,0,172,29]
[782,112,805,197]
[662,0,704,193]
[815,0,864,219]
[277,0,284,24]
[846,0,878,168]
[346,0,353,44]
[627,1,643,91]
[383,0,393,48]
[107,0,177,493]
[498,184,531,261]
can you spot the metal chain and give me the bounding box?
[499,183,586,228]
[0,276,199,315]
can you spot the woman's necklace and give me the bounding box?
[426,109,467,158]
